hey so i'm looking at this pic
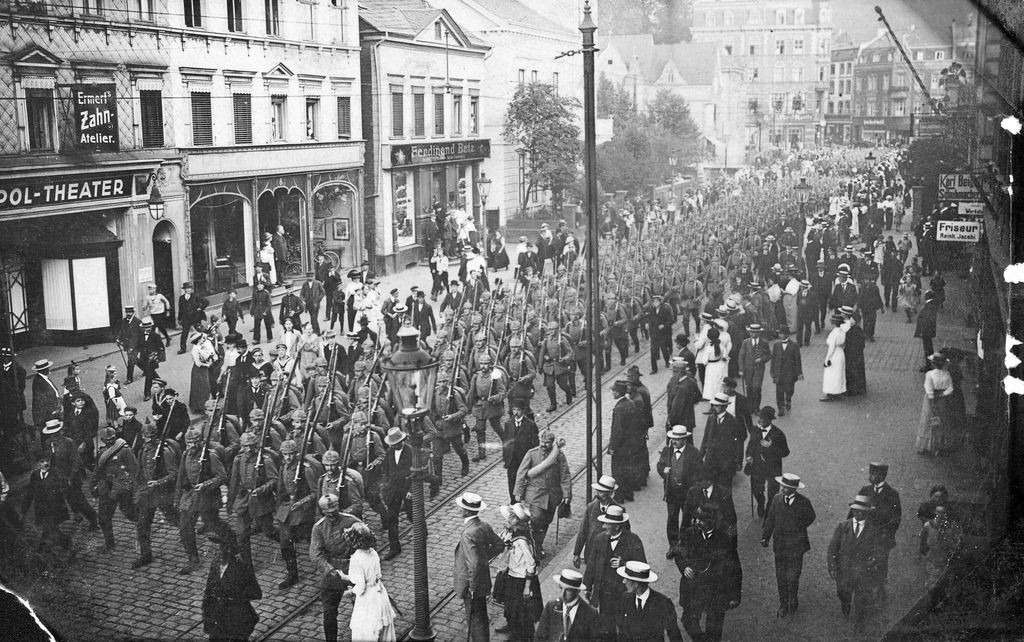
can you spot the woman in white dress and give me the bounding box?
[702,325,730,401]
[916,353,954,455]
[279,316,300,357]
[820,313,848,401]
[345,522,397,642]
[259,236,277,284]
[296,322,324,374]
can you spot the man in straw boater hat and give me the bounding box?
[760,472,816,618]
[854,461,902,591]
[737,322,772,412]
[658,425,702,549]
[828,494,885,620]
[582,505,647,615]
[30,358,62,428]
[572,474,621,570]
[535,568,609,641]
[614,561,683,641]
[453,492,505,641]
[669,501,742,641]
[40,417,99,529]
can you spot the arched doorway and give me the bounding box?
[258,187,304,279]
[312,183,358,270]
[152,220,177,320]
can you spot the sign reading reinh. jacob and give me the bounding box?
[73,83,119,152]
[390,139,490,167]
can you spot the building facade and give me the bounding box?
[689,0,833,153]
[360,0,489,274]
[824,35,857,143]
[0,0,364,347]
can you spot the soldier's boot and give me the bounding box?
[472,440,486,461]
[459,453,470,476]
[131,555,153,569]
[546,388,558,413]
[178,555,200,575]
[277,548,300,590]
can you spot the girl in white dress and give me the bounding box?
[702,325,730,401]
[345,522,397,642]
[820,313,847,400]
[259,237,277,284]
[279,317,300,357]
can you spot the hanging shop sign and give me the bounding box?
[389,139,490,167]
[936,220,982,242]
[73,84,119,152]
[937,173,980,201]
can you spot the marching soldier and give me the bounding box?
[317,448,364,518]
[274,439,319,589]
[310,494,363,642]
[432,369,471,478]
[536,321,574,412]
[132,420,180,568]
[466,354,506,461]
[226,431,278,565]
[503,336,537,417]
[603,294,629,366]
[175,427,228,575]
[92,426,139,552]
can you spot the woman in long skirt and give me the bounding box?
[189,332,216,413]
[844,314,867,396]
[497,503,539,642]
[916,353,954,455]
[701,326,730,401]
[820,313,847,401]
[346,523,397,642]
[296,322,324,375]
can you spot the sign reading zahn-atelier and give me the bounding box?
[0,172,134,211]
[390,139,490,167]
[73,83,119,152]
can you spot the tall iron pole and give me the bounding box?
[580,0,601,503]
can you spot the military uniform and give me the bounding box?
[92,435,139,550]
[431,376,470,477]
[537,326,574,411]
[503,343,537,415]
[227,445,278,564]
[175,439,228,572]
[466,364,506,460]
[274,443,320,588]
[309,508,362,642]
[133,431,180,567]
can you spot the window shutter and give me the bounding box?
[233,94,253,144]
[191,92,213,146]
[337,96,351,138]
[433,93,444,135]
[140,90,164,147]
[413,93,425,136]
[391,92,404,137]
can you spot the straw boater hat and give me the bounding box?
[775,473,806,489]
[666,425,692,439]
[928,353,948,367]
[616,561,658,583]
[33,359,53,372]
[384,427,407,446]
[849,494,875,511]
[552,569,587,591]
[710,393,731,406]
[591,475,618,493]
[456,492,487,512]
[597,505,629,524]
[42,419,64,435]
[499,503,531,522]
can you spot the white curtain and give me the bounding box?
[41,259,73,330]
[72,257,110,330]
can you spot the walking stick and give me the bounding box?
[750,484,755,518]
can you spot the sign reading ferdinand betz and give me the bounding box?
[390,139,490,167]
[73,84,119,152]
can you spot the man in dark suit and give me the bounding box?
[607,381,640,501]
[155,388,190,444]
[21,455,75,558]
[648,293,675,374]
[745,406,790,516]
[915,291,939,371]
[828,495,885,620]
[680,471,738,545]
[536,569,610,641]
[138,320,165,399]
[657,426,702,548]
[770,326,803,415]
[501,401,537,502]
[809,261,832,331]
[177,282,208,354]
[234,369,267,430]
[721,378,753,466]
[536,225,553,275]
[441,279,466,314]
[250,281,274,343]
[31,359,62,428]
[582,505,646,615]
[278,281,304,330]
[796,281,817,344]
[761,472,816,617]
[410,290,437,341]
[300,271,326,334]
[666,360,700,431]
[380,288,401,345]
[856,462,901,589]
[828,267,859,313]
[700,393,742,488]
[66,391,100,468]
[453,492,505,642]
[614,561,683,641]
[271,225,288,285]
[517,242,539,279]
[116,306,143,384]
[669,502,742,641]
[572,475,620,569]
[737,323,772,411]
[380,427,413,560]
[41,418,99,528]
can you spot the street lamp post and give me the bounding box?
[476,173,492,253]
[381,326,440,641]
[795,176,812,216]
[580,0,601,502]
[148,174,165,221]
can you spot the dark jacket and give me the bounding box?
[657,442,702,502]
[857,482,902,549]
[410,301,437,338]
[21,469,70,526]
[502,416,538,470]
[827,518,885,592]
[700,412,741,478]
[667,375,700,430]
[744,424,789,480]
[614,588,683,642]
[669,526,742,610]
[582,529,646,612]
[116,315,143,350]
[535,597,610,642]
[250,288,273,319]
[761,492,816,555]
[859,282,884,313]
[770,339,802,384]
[681,483,737,536]
[300,280,326,310]
[380,445,413,504]
[203,556,262,638]
[453,515,505,600]
[915,300,939,339]
[31,373,62,426]
[178,293,209,327]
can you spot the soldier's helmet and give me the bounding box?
[322,449,341,465]
[442,349,456,361]
[471,314,483,325]
[474,331,487,342]
[478,354,493,366]
[357,385,371,399]
[239,432,258,447]
[141,421,158,439]
[318,494,339,512]
[546,321,559,332]
[250,408,265,421]
[436,329,449,341]
[99,426,117,442]
[510,336,524,348]
[280,439,298,455]
[350,411,368,424]
[204,398,218,413]
[315,357,329,367]
[184,428,203,443]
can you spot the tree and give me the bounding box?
[596,73,634,130]
[503,83,582,214]
[647,90,704,163]
[598,0,692,43]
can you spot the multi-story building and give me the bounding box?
[689,0,833,153]
[428,0,582,220]
[824,34,858,143]
[359,0,489,274]
[0,0,364,347]
[598,35,747,167]
[850,10,976,143]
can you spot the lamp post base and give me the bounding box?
[404,408,435,642]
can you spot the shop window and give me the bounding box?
[433,93,445,136]
[393,172,414,246]
[42,258,110,331]
[265,0,279,35]
[306,98,320,140]
[83,0,103,15]
[452,93,462,134]
[194,194,251,295]
[469,95,479,134]
[391,90,404,138]
[190,92,213,146]
[337,96,351,139]
[413,92,425,137]
[140,90,165,148]
[226,0,242,31]
[26,89,56,151]
[184,0,201,27]
[271,95,286,141]
[531,70,538,83]
[233,94,252,144]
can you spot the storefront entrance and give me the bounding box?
[258,187,304,279]
[312,183,358,270]
[152,220,177,320]
[190,194,252,296]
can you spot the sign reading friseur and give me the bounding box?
[389,139,490,167]
[0,172,135,211]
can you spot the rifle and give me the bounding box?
[296,342,339,482]
[215,368,233,444]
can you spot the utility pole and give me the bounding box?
[580,0,601,502]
